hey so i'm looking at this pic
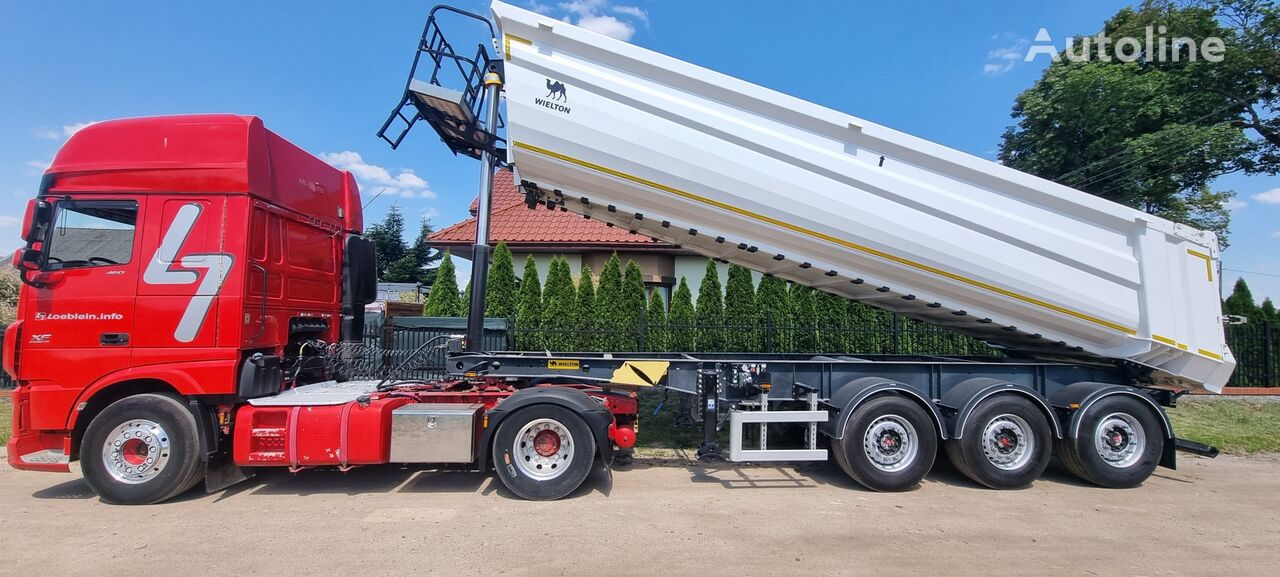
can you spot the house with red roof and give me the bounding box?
[430,169,719,303]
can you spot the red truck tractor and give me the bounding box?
[5,114,638,503]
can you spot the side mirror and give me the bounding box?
[22,199,52,244]
[12,246,50,288]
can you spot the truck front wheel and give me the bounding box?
[81,394,206,505]
[492,405,596,500]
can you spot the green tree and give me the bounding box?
[460,280,473,318]
[817,291,847,353]
[422,251,461,316]
[540,257,578,351]
[1261,297,1278,322]
[789,284,818,353]
[484,242,517,320]
[574,265,597,351]
[367,205,408,279]
[723,264,759,352]
[996,2,1280,243]
[1223,277,1259,319]
[594,253,627,350]
[411,217,442,285]
[645,289,669,352]
[755,274,790,352]
[668,277,696,351]
[622,260,648,351]
[0,267,19,324]
[515,255,543,349]
[695,259,724,352]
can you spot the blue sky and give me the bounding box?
[1,0,1276,302]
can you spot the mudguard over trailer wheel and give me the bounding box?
[832,396,938,492]
[1056,396,1164,488]
[492,404,597,500]
[80,394,207,505]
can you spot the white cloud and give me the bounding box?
[421,207,440,222]
[36,121,98,140]
[526,0,645,41]
[318,151,436,200]
[984,37,1028,76]
[27,160,50,171]
[1272,230,1280,239]
[611,5,647,22]
[1226,199,1247,211]
[1253,187,1280,204]
[0,216,20,227]
[577,15,636,40]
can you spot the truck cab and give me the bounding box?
[6,115,375,497]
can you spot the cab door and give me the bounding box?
[19,197,143,408]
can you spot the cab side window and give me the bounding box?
[45,201,138,270]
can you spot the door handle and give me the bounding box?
[100,333,129,346]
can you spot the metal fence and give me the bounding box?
[1224,319,1278,388]
[1,318,1274,390]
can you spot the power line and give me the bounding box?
[1223,267,1280,279]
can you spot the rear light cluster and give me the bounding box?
[244,409,288,463]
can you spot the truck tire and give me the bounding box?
[945,395,1051,489]
[81,394,206,505]
[832,396,937,492]
[1056,396,1163,488]
[492,404,596,500]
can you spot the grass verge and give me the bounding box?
[1,394,11,446]
[1167,399,1280,454]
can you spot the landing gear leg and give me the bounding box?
[696,369,723,462]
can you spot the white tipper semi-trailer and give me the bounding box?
[376,1,1230,497]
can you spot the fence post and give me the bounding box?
[764,310,774,353]
[1265,319,1275,388]
[891,314,901,354]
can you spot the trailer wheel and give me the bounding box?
[1056,396,1163,488]
[492,405,596,500]
[80,394,206,505]
[945,395,1051,489]
[832,396,937,491]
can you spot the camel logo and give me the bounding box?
[545,78,567,101]
[535,78,571,114]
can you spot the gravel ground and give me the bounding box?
[1,450,1277,577]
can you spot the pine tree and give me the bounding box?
[461,280,472,318]
[594,253,627,350]
[411,217,441,285]
[723,264,758,352]
[574,265,596,351]
[540,257,577,351]
[515,255,542,349]
[1261,297,1278,323]
[484,242,517,320]
[367,205,408,279]
[1224,278,1259,320]
[645,289,668,352]
[668,277,696,351]
[789,284,817,353]
[622,260,647,351]
[422,251,461,316]
[695,259,724,352]
[755,274,790,353]
[817,291,846,353]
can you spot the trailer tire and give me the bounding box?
[492,404,596,500]
[945,395,1051,489]
[80,394,206,505]
[1056,396,1163,488]
[833,396,937,492]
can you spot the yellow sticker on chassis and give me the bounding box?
[547,359,580,370]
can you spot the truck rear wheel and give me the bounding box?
[492,405,596,500]
[832,396,937,492]
[1056,396,1163,488]
[81,394,206,505]
[945,395,1051,489]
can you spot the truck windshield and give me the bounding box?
[44,200,138,270]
